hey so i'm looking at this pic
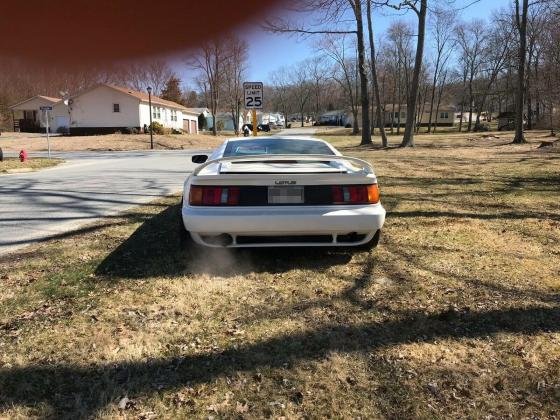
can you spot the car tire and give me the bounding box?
[357,230,381,250]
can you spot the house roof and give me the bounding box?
[9,95,62,109]
[105,85,187,110]
[185,107,210,115]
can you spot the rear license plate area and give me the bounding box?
[268,186,304,204]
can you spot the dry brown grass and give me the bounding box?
[0,131,559,418]
[0,157,63,173]
[0,132,225,152]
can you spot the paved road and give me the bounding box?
[0,150,207,255]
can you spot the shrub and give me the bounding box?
[198,114,207,130]
[216,120,225,132]
[149,121,164,134]
[172,128,183,134]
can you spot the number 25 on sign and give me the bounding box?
[243,82,263,109]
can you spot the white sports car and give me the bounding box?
[181,136,386,248]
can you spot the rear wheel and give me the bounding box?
[357,230,381,250]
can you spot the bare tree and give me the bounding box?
[119,60,174,95]
[367,0,388,146]
[264,0,372,145]
[387,21,415,134]
[308,56,328,123]
[270,69,295,129]
[319,34,360,134]
[455,20,487,131]
[398,0,427,147]
[291,62,314,127]
[512,0,529,143]
[190,40,228,136]
[427,6,455,133]
[222,37,248,135]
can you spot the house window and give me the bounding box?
[440,112,449,119]
[171,110,177,121]
[113,103,120,113]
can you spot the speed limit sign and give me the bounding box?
[243,82,263,109]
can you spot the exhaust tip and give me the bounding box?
[201,234,233,247]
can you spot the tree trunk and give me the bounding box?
[513,0,528,144]
[366,0,388,147]
[434,70,447,134]
[467,75,474,131]
[427,54,440,133]
[401,0,427,147]
[354,1,371,145]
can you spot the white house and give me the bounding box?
[9,95,63,132]
[10,84,198,135]
[68,84,192,135]
[382,105,456,127]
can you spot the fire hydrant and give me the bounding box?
[19,149,28,162]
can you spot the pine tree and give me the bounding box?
[161,76,184,104]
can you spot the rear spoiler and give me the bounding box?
[192,154,374,176]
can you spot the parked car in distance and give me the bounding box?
[181,137,386,248]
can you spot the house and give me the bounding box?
[318,110,351,126]
[10,84,196,135]
[67,84,190,135]
[255,112,285,126]
[185,107,211,131]
[9,95,65,133]
[204,112,245,132]
[381,105,457,127]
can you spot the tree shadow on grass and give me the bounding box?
[95,204,353,279]
[0,305,558,418]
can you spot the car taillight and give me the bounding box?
[189,186,240,206]
[331,184,379,204]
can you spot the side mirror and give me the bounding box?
[192,154,208,164]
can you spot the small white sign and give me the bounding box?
[243,82,263,109]
[40,106,53,111]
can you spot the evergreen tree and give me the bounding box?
[161,76,184,104]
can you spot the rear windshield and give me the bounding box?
[223,139,334,156]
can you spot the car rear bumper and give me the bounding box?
[181,204,386,247]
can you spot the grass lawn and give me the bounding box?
[0,157,63,174]
[0,132,559,418]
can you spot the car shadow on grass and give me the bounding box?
[0,305,558,418]
[95,204,354,279]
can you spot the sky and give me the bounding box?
[242,0,512,81]
[177,0,512,89]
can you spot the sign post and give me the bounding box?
[243,82,263,137]
[40,106,53,158]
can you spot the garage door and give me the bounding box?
[190,120,197,134]
[183,119,190,132]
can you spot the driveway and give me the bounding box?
[0,150,208,255]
